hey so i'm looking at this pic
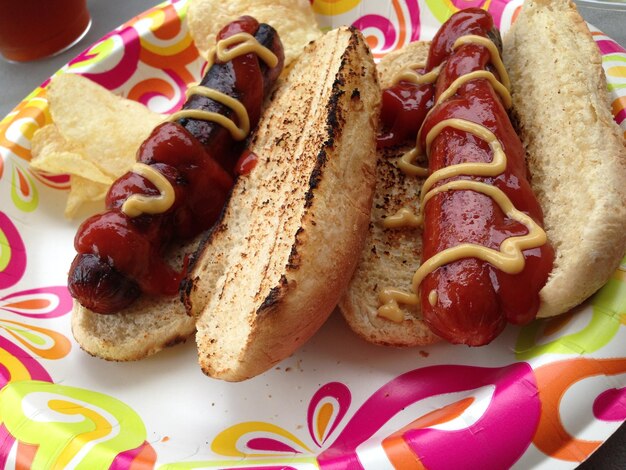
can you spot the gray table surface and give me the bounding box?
[1,0,625,468]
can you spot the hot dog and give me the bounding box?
[341,0,626,347]
[415,9,555,345]
[70,16,285,357]
[69,16,283,314]
[70,17,382,379]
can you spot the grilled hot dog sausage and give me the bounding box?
[68,16,285,314]
[377,9,554,345]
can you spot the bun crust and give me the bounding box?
[504,0,626,318]
[339,41,440,347]
[183,27,381,381]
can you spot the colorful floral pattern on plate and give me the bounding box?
[0,0,625,468]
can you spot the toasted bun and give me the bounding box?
[71,241,196,360]
[183,27,380,381]
[504,0,626,318]
[338,41,440,347]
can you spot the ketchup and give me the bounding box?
[68,17,284,314]
[419,78,554,343]
[377,8,497,150]
[424,9,496,71]
[180,16,283,174]
[378,9,554,345]
[378,82,434,148]
[70,122,233,312]
[235,149,259,175]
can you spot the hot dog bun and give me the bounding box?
[182,26,380,381]
[504,0,626,318]
[339,41,440,347]
[69,17,284,362]
[341,0,626,346]
[71,241,197,361]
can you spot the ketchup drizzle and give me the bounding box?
[235,149,259,176]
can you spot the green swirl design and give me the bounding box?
[0,380,147,469]
[516,275,625,359]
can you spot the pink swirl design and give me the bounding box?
[0,336,52,388]
[131,81,176,110]
[485,0,509,28]
[593,388,626,422]
[130,72,187,114]
[308,382,351,447]
[352,15,397,53]
[0,211,27,290]
[451,0,487,6]
[247,439,300,453]
[0,427,39,470]
[354,0,421,55]
[164,70,191,113]
[109,440,157,470]
[30,170,71,191]
[615,108,626,127]
[406,0,421,42]
[0,425,16,469]
[317,363,539,469]
[596,39,626,55]
[0,286,73,319]
[72,27,141,90]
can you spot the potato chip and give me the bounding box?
[30,125,113,185]
[31,148,114,185]
[29,74,162,218]
[187,0,322,67]
[66,175,109,218]
[31,122,74,156]
[46,74,163,179]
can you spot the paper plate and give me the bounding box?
[1,0,625,468]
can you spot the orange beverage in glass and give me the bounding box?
[0,0,91,62]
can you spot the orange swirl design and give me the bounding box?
[533,357,626,462]
[136,3,198,111]
[128,77,178,104]
[0,89,49,162]
[391,0,407,55]
[382,397,474,468]
[0,319,71,360]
